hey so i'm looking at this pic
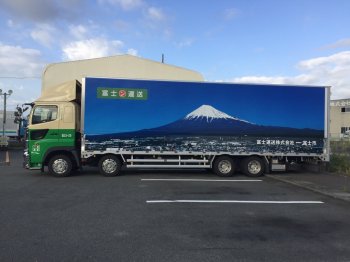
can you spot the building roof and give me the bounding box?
[42,54,204,90]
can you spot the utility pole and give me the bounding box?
[0,89,13,138]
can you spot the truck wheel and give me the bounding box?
[242,156,264,177]
[213,156,235,177]
[98,155,122,177]
[48,155,72,177]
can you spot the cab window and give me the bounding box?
[32,106,58,124]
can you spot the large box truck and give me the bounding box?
[24,77,330,177]
[0,110,20,148]
[0,110,19,137]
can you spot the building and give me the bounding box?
[42,54,204,90]
[330,98,350,139]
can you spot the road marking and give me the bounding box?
[141,179,262,182]
[5,151,10,165]
[0,151,10,166]
[146,200,324,204]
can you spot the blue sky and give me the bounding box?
[84,78,325,134]
[0,0,349,109]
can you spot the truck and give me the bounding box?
[24,77,330,177]
[0,110,19,137]
[0,110,20,148]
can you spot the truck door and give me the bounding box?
[58,104,76,148]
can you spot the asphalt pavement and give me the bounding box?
[1,149,350,262]
[267,171,350,202]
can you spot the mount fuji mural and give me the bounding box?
[83,78,325,154]
[88,105,323,140]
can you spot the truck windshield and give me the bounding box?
[32,106,58,125]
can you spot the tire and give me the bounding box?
[98,155,122,177]
[212,156,235,177]
[242,156,264,177]
[48,154,72,177]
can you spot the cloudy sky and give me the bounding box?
[0,0,350,109]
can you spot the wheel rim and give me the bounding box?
[102,159,118,174]
[218,160,232,174]
[247,160,262,175]
[52,159,69,174]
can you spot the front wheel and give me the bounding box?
[242,156,264,177]
[98,155,122,177]
[48,155,72,177]
[212,156,235,177]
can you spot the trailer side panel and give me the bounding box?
[82,77,327,158]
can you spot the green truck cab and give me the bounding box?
[24,81,81,176]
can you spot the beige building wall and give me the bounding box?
[330,98,350,139]
[42,55,204,90]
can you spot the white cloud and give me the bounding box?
[297,51,350,70]
[0,79,41,110]
[0,42,44,77]
[146,7,165,21]
[99,0,143,10]
[62,38,126,60]
[69,24,88,40]
[30,24,56,47]
[223,8,239,20]
[231,51,350,99]
[127,48,138,56]
[0,0,58,21]
[176,38,195,48]
[99,1,168,33]
[323,38,350,49]
[0,0,82,22]
[115,19,130,31]
[0,44,44,109]
[7,19,15,28]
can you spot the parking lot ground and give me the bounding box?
[1,150,350,261]
[267,172,350,202]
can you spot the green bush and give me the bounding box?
[331,141,350,154]
[329,154,350,175]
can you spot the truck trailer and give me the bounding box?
[0,110,19,137]
[24,77,330,177]
[0,110,20,148]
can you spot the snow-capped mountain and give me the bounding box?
[89,104,324,139]
[185,105,250,123]
[149,105,256,135]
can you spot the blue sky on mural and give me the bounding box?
[84,78,325,135]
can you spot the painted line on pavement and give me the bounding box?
[0,151,10,166]
[146,200,324,204]
[141,179,262,182]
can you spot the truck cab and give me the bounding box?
[24,81,81,176]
